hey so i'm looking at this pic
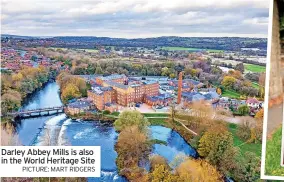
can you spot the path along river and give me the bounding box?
[15,82,197,181]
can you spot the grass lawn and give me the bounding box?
[160,46,223,53]
[244,63,266,73]
[143,113,169,117]
[148,118,170,127]
[265,127,284,176]
[228,123,262,157]
[221,89,241,99]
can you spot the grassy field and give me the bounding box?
[265,127,284,176]
[143,113,169,117]
[228,123,262,157]
[244,63,266,73]
[221,89,241,99]
[160,46,223,53]
[148,118,169,127]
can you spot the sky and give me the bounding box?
[1,0,270,38]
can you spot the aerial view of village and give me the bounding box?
[1,0,269,182]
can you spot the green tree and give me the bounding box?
[234,152,260,182]
[238,105,250,115]
[114,110,149,132]
[95,64,103,74]
[198,124,234,168]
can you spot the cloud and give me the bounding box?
[1,0,270,38]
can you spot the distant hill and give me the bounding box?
[52,36,267,51]
[1,34,39,39]
[1,35,267,52]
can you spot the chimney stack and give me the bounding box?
[177,71,183,104]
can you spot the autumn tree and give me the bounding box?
[116,126,150,181]
[150,165,179,182]
[198,123,235,168]
[149,155,169,171]
[216,87,222,95]
[176,158,222,182]
[221,76,236,89]
[61,83,81,103]
[1,89,22,114]
[1,123,21,146]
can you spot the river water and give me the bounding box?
[15,82,197,181]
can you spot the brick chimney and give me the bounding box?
[177,71,183,104]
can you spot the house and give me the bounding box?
[66,100,92,115]
[246,98,260,109]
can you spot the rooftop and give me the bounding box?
[99,74,126,81]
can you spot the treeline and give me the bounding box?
[49,36,267,51]
[114,110,224,181]
[1,66,57,115]
[39,47,264,98]
[220,69,264,98]
[56,72,88,104]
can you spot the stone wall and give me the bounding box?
[269,0,283,106]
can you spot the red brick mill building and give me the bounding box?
[87,74,159,111]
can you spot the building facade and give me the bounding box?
[88,74,159,111]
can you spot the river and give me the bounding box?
[15,82,197,181]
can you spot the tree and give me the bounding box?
[116,126,150,181]
[114,110,150,133]
[238,105,250,116]
[235,63,245,73]
[176,158,222,182]
[150,165,179,182]
[61,83,81,103]
[198,123,234,167]
[255,109,264,121]
[1,123,21,146]
[95,64,103,74]
[234,152,260,182]
[1,89,22,114]
[149,155,169,171]
[237,116,257,142]
[221,76,236,89]
[216,88,222,95]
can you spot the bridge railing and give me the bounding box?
[6,106,65,116]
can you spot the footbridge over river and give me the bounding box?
[6,106,65,118]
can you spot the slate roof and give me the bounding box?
[105,81,130,89]
[146,93,173,102]
[68,100,91,109]
[100,74,126,81]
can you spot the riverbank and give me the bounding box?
[1,80,56,124]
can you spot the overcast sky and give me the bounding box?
[1,0,270,38]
